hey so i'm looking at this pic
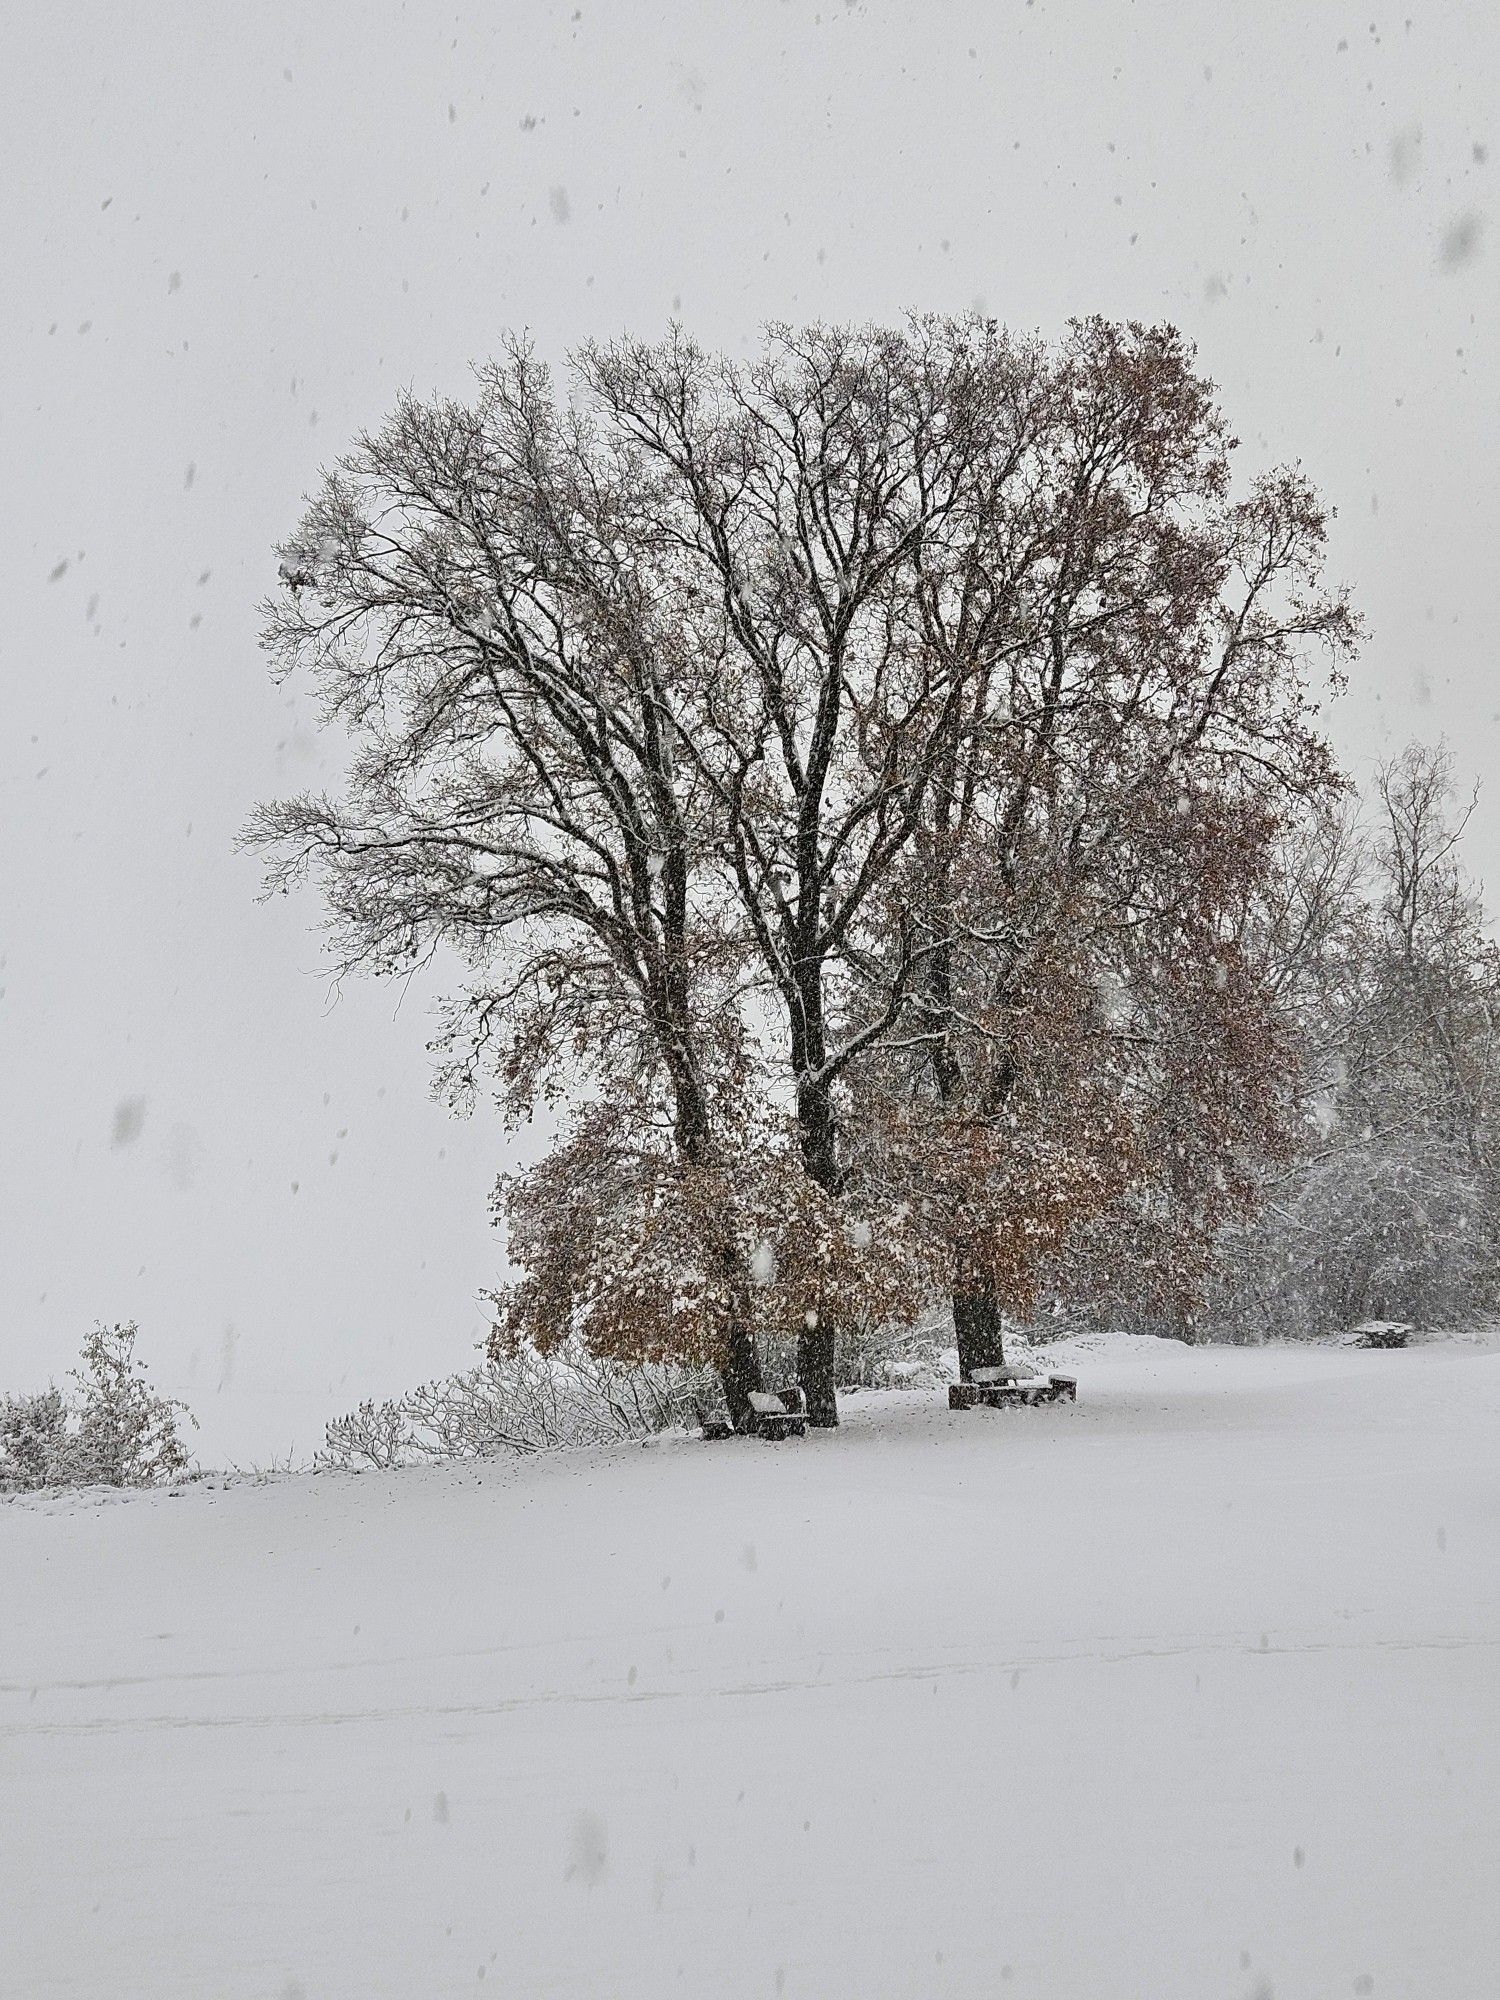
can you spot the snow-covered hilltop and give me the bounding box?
[7,1332,1499,1998]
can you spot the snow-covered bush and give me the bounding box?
[0,1388,71,1493]
[316,1343,716,1471]
[0,1323,196,1492]
[66,1322,197,1486]
[833,1314,953,1390]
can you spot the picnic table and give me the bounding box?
[1348,1321,1413,1350]
[949,1363,1078,1411]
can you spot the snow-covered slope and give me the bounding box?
[6,1335,1499,1998]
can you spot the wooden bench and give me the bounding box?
[701,1386,809,1440]
[746,1387,808,1439]
[949,1364,1077,1411]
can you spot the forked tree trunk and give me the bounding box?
[953,1285,1006,1380]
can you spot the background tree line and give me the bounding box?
[1172,742,1500,1342]
[248,313,1366,1426]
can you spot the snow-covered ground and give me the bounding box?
[6,1334,1499,1999]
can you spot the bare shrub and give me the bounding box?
[316,1344,716,1472]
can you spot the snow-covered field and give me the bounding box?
[5,1334,1499,2000]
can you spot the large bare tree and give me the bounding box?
[249,314,1359,1424]
[246,343,772,1422]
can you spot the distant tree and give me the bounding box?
[0,1324,194,1492]
[1219,1134,1493,1336]
[1191,743,1500,1340]
[66,1322,196,1488]
[1346,743,1500,1175]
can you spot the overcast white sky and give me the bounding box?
[2,0,1495,1461]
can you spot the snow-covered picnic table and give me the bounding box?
[949,1363,1078,1409]
[1347,1321,1414,1349]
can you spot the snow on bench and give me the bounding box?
[746,1388,809,1439]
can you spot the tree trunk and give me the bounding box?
[792,1051,842,1427]
[679,1107,765,1431]
[796,1316,839,1428]
[953,1285,1006,1379]
[719,1308,764,1432]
